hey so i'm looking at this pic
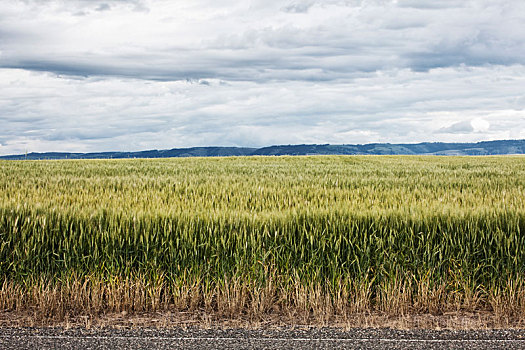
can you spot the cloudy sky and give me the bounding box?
[1,0,525,155]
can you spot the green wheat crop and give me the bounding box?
[0,155,524,320]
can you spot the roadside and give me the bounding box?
[2,326,525,350]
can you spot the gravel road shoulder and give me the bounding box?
[2,327,525,349]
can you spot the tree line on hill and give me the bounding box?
[1,139,525,160]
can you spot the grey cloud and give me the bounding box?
[2,59,216,82]
[1,1,524,82]
[514,96,525,111]
[396,0,465,10]
[1,115,44,124]
[95,3,110,12]
[132,3,149,13]
[405,28,525,71]
[405,52,512,72]
[437,121,474,134]
[383,20,426,30]
[43,128,125,141]
[282,3,312,13]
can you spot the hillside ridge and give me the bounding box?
[1,139,525,160]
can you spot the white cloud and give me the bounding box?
[471,118,490,132]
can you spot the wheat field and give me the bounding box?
[1,155,524,324]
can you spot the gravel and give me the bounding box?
[2,327,525,349]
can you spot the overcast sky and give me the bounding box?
[1,0,524,155]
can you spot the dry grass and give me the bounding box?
[1,275,525,329]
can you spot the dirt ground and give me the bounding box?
[1,310,525,330]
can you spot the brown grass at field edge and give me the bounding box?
[1,276,525,329]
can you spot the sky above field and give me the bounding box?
[1,0,525,155]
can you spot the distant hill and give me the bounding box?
[1,140,525,160]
